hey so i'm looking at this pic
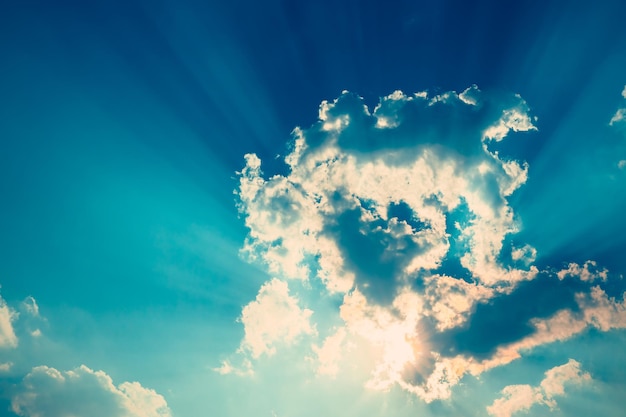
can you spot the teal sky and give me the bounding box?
[1,1,626,416]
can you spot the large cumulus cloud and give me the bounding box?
[229,86,626,402]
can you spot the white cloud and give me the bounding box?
[239,278,316,359]
[0,289,170,417]
[237,87,537,297]
[11,365,171,417]
[487,359,591,417]
[230,86,626,403]
[557,260,607,282]
[422,274,495,331]
[232,86,541,397]
[610,108,626,126]
[511,244,537,265]
[483,105,537,142]
[213,358,254,377]
[0,292,18,349]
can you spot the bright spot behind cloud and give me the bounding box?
[227,86,626,402]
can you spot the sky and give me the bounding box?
[1,0,626,416]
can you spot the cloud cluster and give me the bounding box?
[487,359,591,417]
[230,86,626,402]
[11,365,172,417]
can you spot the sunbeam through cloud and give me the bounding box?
[225,86,626,406]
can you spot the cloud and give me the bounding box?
[310,327,352,378]
[610,85,626,126]
[239,278,316,359]
[230,86,626,402]
[427,280,626,382]
[0,291,47,351]
[611,109,626,126]
[213,357,254,377]
[238,86,537,298]
[487,359,591,417]
[0,288,172,417]
[11,365,171,417]
[557,260,608,282]
[20,297,39,317]
[0,292,18,349]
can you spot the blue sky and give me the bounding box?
[1,1,626,416]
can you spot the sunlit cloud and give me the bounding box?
[226,86,626,403]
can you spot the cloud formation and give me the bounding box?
[487,359,591,417]
[11,365,172,417]
[230,86,626,402]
